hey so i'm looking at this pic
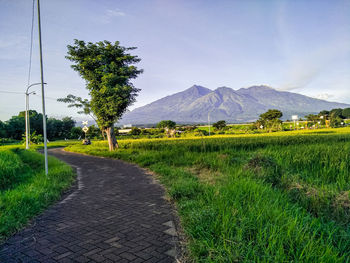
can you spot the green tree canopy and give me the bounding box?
[259,109,283,121]
[213,120,227,130]
[157,120,176,129]
[66,39,143,150]
[256,109,283,132]
[330,108,344,119]
[342,108,350,119]
[305,114,319,122]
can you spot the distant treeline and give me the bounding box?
[0,110,84,141]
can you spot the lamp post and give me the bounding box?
[208,111,211,136]
[25,82,46,149]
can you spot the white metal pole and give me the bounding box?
[25,94,29,149]
[208,112,210,136]
[28,96,31,147]
[37,0,48,175]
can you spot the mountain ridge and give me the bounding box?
[120,85,349,124]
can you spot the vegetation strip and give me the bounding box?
[66,128,350,262]
[0,147,75,241]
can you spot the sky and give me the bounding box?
[0,0,349,122]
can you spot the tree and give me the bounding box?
[256,109,283,132]
[157,120,176,129]
[86,125,103,139]
[330,108,344,119]
[260,109,283,121]
[342,108,350,119]
[18,110,43,135]
[318,110,329,119]
[62,117,76,138]
[66,40,143,150]
[5,116,25,140]
[305,114,319,122]
[57,95,105,138]
[213,120,226,130]
[70,127,84,139]
[129,127,141,135]
[330,116,343,128]
[47,118,63,140]
[0,121,7,138]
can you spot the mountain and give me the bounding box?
[120,85,350,124]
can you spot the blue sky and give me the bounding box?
[0,0,349,121]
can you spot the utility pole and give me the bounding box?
[208,111,210,136]
[25,83,45,150]
[37,0,48,175]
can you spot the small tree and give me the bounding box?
[256,109,283,132]
[157,120,176,129]
[129,127,141,135]
[330,116,343,128]
[329,108,344,120]
[70,127,84,139]
[213,120,226,130]
[66,40,143,150]
[57,95,105,139]
[342,108,350,119]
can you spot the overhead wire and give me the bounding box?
[0,91,24,94]
[27,0,35,87]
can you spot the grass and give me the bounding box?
[66,127,350,262]
[0,147,75,241]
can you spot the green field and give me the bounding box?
[0,146,75,240]
[66,128,350,262]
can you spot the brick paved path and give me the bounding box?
[0,148,179,262]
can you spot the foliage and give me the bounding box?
[342,108,350,119]
[256,109,283,132]
[1,110,75,141]
[330,116,343,128]
[212,120,226,130]
[70,127,84,139]
[330,108,344,119]
[86,125,102,139]
[66,39,143,150]
[57,94,93,116]
[305,114,319,122]
[157,120,176,129]
[129,127,141,135]
[66,127,350,262]
[5,116,25,140]
[0,121,7,138]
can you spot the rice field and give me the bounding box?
[66,127,350,262]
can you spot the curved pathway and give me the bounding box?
[0,148,179,262]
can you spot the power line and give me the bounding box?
[0,90,24,94]
[27,0,35,87]
[0,90,58,101]
[33,94,58,101]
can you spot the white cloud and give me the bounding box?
[106,9,125,17]
[315,93,334,100]
[99,8,126,24]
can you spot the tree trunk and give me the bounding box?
[105,126,118,151]
[101,129,106,140]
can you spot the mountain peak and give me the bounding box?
[185,85,212,96]
[246,85,274,91]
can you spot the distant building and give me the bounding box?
[119,129,132,134]
[123,124,132,128]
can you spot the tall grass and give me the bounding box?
[66,128,350,262]
[0,148,75,240]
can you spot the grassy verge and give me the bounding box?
[66,128,350,262]
[0,147,75,241]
